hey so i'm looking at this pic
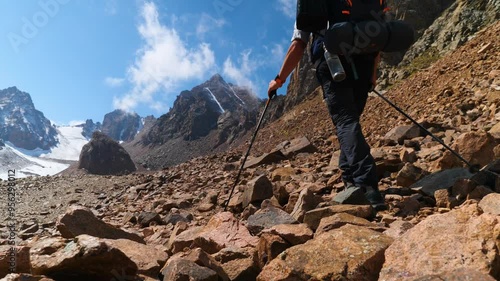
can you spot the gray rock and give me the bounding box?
[247,207,298,235]
[160,259,218,281]
[410,168,473,197]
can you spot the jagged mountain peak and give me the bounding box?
[0,86,58,150]
[0,86,35,109]
[101,109,143,142]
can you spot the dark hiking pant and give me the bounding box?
[315,54,379,190]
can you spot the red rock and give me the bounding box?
[257,224,393,281]
[315,212,385,237]
[257,233,290,268]
[303,205,374,230]
[170,212,258,255]
[261,223,313,245]
[380,204,500,280]
[31,235,138,281]
[479,193,500,215]
[56,205,144,243]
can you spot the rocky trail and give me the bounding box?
[1,21,500,281]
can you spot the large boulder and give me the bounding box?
[257,224,393,280]
[56,205,144,243]
[30,235,138,281]
[380,203,500,280]
[78,131,136,175]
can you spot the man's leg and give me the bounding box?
[317,60,385,209]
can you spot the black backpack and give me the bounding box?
[297,0,387,32]
[298,0,414,60]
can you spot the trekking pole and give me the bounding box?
[224,94,274,211]
[371,89,478,172]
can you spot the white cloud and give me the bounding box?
[277,0,295,18]
[196,14,226,40]
[105,0,118,15]
[113,2,216,112]
[104,77,125,87]
[223,50,259,93]
[68,120,86,126]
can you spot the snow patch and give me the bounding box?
[40,126,89,161]
[204,87,225,113]
[0,143,69,180]
[222,79,245,105]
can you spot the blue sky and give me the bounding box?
[0,0,296,125]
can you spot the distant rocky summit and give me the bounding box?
[0,86,58,150]
[80,119,102,139]
[102,109,143,142]
[131,74,261,169]
[78,131,136,175]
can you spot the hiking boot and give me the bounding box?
[364,186,387,211]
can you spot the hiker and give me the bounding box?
[268,2,387,211]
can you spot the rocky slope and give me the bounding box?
[381,0,500,86]
[0,87,58,150]
[0,20,499,281]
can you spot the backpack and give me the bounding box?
[298,0,414,62]
[297,0,387,33]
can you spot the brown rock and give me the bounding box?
[105,238,168,278]
[261,224,313,245]
[161,248,229,281]
[212,247,256,264]
[0,246,30,277]
[411,267,496,281]
[257,233,290,268]
[303,205,374,230]
[434,189,458,208]
[270,167,296,182]
[219,255,259,281]
[257,224,393,281]
[452,131,497,167]
[31,235,138,281]
[451,179,477,201]
[400,148,418,163]
[479,193,500,215]
[169,212,258,255]
[241,175,273,208]
[243,150,286,169]
[383,220,415,239]
[380,204,500,280]
[276,137,317,158]
[160,259,217,281]
[315,212,384,237]
[385,125,422,145]
[467,185,494,200]
[57,205,144,243]
[290,187,320,222]
[396,163,428,187]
